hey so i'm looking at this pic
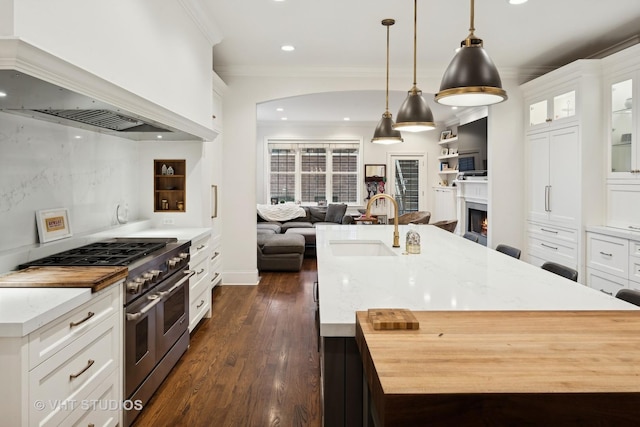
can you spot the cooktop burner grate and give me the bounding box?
[20,240,170,267]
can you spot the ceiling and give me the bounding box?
[204,0,640,124]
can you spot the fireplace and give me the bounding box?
[466,202,487,246]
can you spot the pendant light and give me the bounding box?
[435,0,508,107]
[372,19,403,145]
[393,0,436,132]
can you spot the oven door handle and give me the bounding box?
[126,294,163,321]
[156,270,196,298]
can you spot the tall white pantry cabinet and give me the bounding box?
[522,60,604,283]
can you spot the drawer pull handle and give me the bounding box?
[197,299,205,309]
[197,244,206,250]
[70,311,95,328]
[210,272,220,283]
[540,243,558,250]
[197,268,205,275]
[599,289,613,296]
[629,226,640,231]
[540,228,558,234]
[211,251,220,260]
[69,359,95,380]
[599,251,613,257]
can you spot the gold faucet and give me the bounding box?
[364,193,400,248]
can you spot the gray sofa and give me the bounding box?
[257,204,353,270]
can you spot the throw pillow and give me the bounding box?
[309,207,327,223]
[325,204,347,223]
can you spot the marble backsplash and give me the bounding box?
[0,112,140,252]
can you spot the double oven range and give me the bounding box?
[21,237,193,426]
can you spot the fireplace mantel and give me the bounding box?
[454,179,489,244]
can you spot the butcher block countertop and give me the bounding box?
[0,266,126,337]
[355,310,640,426]
[0,266,127,292]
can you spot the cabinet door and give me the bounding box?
[527,132,550,222]
[609,77,635,176]
[548,126,579,224]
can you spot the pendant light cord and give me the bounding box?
[412,0,418,87]
[385,21,390,112]
[469,0,476,36]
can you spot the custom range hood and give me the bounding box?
[0,39,217,141]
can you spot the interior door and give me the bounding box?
[388,155,427,216]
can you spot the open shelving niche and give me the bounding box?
[154,159,186,212]
[437,135,459,176]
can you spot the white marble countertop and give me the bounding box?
[0,225,211,338]
[0,287,92,337]
[316,224,637,337]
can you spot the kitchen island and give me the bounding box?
[315,224,636,426]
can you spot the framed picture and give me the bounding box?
[440,147,449,156]
[270,197,278,205]
[440,130,452,140]
[449,147,458,155]
[36,208,72,243]
[317,199,327,207]
[211,185,218,218]
[365,164,386,182]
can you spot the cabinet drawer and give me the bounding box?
[189,285,211,332]
[29,315,118,427]
[527,221,577,244]
[586,233,628,278]
[631,240,640,257]
[60,375,119,427]
[528,236,577,268]
[29,285,120,369]
[190,257,209,294]
[190,235,211,266]
[630,256,640,283]
[586,268,627,297]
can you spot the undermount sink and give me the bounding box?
[329,240,397,257]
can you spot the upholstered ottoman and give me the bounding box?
[257,233,305,272]
[285,228,317,257]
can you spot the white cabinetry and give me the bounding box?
[0,283,123,427]
[586,227,640,298]
[521,60,604,283]
[603,44,640,231]
[188,233,212,332]
[432,186,457,223]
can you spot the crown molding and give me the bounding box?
[177,0,223,46]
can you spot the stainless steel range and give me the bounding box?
[20,237,193,426]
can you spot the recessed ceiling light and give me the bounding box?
[157,135,163,139]
[281,45,295,52]
[0,91,6,97]
[273,0,285,2]
[451,106,458,110]
[74,135,82,139]
[276,107,284,112]
[343,117,350,121]
[281,117,288,121]
[507,0,528,4]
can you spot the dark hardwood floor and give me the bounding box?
[132,258,322,427]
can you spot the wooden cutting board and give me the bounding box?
[368,308,420,330]
[0,266,128,293]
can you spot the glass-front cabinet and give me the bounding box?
[608,75,638,178]
[527,89,576,130]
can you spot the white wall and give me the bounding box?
[221,72,525,284]
[0,112,140,252]
[10,0,213,128]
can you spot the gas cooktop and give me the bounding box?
[20,238,177,268]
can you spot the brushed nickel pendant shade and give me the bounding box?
[435,0,507,107]
[372,19,403,144]
[393,0,435,132]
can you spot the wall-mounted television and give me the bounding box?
[457,117,487,174]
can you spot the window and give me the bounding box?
[267,140,361,205]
